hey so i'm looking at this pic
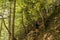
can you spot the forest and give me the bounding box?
[0,0,60,40]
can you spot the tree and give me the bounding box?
[11,0,16,40]
[8,1,11,40]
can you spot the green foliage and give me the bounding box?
[0,0,60,40]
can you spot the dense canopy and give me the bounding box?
[0,0,60,40]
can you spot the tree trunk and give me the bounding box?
[11,0,16,40]
[8,1,11,40]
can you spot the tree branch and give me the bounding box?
[2,16,11,35]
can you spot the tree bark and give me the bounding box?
[8,1,11,40]
[11,0,16,40]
